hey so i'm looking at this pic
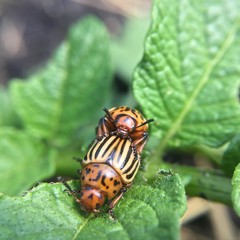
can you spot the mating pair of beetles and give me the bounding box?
[62,106,154,216]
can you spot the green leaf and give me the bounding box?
[0,128,55,195]
[0,87,19,127]
[232,163,240,216]
[117,173,187,240]
[222,134,240,176]
[133,0,240,152]
[0,173,186,240]
[10,16,112,146]
[111,17,150,82]
[109,17,150,107]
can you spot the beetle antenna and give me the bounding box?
[136,119,154,129]
[103,108,115,122]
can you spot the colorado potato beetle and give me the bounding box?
[97,106,154,153]
[62,135,140,216]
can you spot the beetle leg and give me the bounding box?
[108,208,116,220]
[127,135,133,142]
[58,177,81,202]
[58,177,74,193]
[73,156,82,163]
[97,117,110,137]
[108,187,128,218]
[131,133,148,153]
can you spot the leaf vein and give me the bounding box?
[72,213,94,240]
[158,20,239,151]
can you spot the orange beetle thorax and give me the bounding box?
[115,115,136,138]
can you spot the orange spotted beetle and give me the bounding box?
[61,135,140,216]
[97,106,154,153]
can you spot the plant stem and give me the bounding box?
[157,163,232,205]
[194,144,227,165]
[144,153,232,205]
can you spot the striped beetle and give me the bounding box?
[62,135,140,216]
[97,106,154,153]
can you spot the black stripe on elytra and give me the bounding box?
[83,139,97,161]
[126,161,140,180]
[91,170,102,182]
[117,139,127,163]
[105,150,115,165]
[88,140,98,161]
[101,136,120,158]
[94,136,110,159]
[123,154,138,174]
[120,145,133,170]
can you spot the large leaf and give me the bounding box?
[0,128,55,195]
[10,16,112,146]
[0,173,186,240]
[232,163,240,216]
[133,0,240,151]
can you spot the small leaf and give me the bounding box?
[10,16,112,146]
[133,0,240,151]
[222,134,240,176]
[0,174,186,240]
[232,163,240,216]
[0,128,55,195]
